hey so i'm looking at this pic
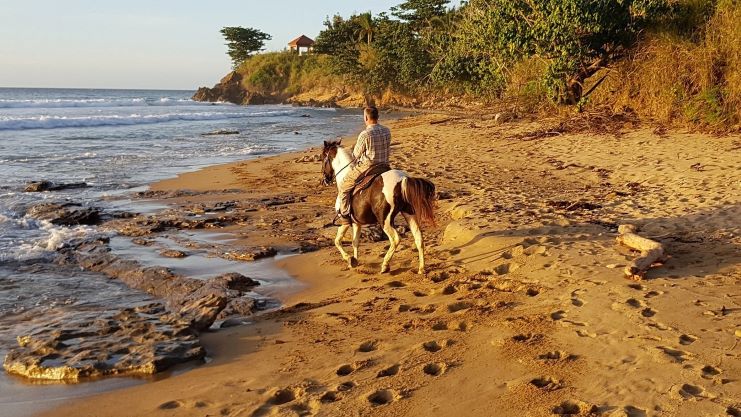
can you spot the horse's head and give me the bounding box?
[321,139,342,186]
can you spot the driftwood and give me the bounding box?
[616,224,666,280]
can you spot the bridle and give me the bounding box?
[322,149,354,185]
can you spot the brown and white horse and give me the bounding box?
[321,140,435,274]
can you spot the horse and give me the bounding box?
[320,140,436,274]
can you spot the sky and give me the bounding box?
[0,0,403,90]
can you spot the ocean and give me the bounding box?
[0,87,362,415]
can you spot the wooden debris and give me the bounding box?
[615,224,666,280]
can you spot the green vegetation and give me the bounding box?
[223,0,741,129]
[220,27,272,69]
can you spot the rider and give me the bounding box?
[337,106,391,224]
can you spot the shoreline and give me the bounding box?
[35,112,740,417]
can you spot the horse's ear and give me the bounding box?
[323,140,329,147]
[333,139,342,146]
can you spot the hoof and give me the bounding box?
[349,257,358,268]
[417,268,425,275]
[380,265,389,274]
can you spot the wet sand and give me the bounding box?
[38,113,740,417]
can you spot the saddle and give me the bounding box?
[351,163,391,196]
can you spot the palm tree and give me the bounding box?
[355,12,375,45]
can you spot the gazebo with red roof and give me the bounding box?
[288,35,315,55]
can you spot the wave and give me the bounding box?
[0,110,295,131]
[0,97,217,109]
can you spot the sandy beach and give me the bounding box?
[38,112,740,417]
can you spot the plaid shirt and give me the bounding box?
[352,124,391,170]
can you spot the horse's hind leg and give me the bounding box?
[334,225,355,267]
[380,214,399,274]
[403,213,425,274]
[350,223,360,268]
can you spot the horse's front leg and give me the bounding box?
[351,223,360,268]
[380,216,399,274]
[334,224,356,268]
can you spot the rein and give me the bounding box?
[324,152,354,183]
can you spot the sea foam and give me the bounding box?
[0,110,292,131]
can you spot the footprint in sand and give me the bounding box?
[701,365,721,379]
[158,400,183,410]
[448,300,474,313]
[552,399,590,415]
[432,320,469,332]
[538,351,578,362]
[641,308,657,317]
[376,364,400,378]
[678,383,712,399]
[571,298,584,307]
[422,340,444,352]
[337,381,356,392]
[271,387,304,405]
[336,363,358,376]
[626,298,645,308]
[679,334,697,345]
[728,406,741,417]
[320,391,340,403]
[367,389,399,406]
[551,310,567,320]
[657,346,692,363]
[423,362,447,376]
[358,340,379,353]
[512,333,543,343]
[529,376,563,391]
[624,405,648,417]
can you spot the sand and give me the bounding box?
[38,113,740,417]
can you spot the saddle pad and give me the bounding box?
[352,163,391,196]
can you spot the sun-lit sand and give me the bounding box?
[40,112,740,417]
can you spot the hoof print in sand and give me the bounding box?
[422,340,445,352]
[367,389,398,406]
[529,376,562,391]
[376,364,400,378]
[358,340,379,353]
[271,387,303,405]
[423,362,447,376]
[336,363,358,376]
[158,400,183,410]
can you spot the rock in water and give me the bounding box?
[25,202,101,225]
[3,304,205,381]
[192,71,285,105]
[24,181,89,192]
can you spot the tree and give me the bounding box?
[220,26,272,68]
[391,0,451,31]
[454,0,668,104]
[355,12,376,45]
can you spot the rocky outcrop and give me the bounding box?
[3,303,205,381]
[57,237,263,330]
[192,71,286,105]
[24,180,89,192]
[26,202,101,226]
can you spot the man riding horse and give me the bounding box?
[336,106,391,225]
[322,107,435,274]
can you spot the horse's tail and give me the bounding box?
[402,177,436,225]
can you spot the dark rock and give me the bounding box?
[24,181,89,192]
[26,202,101,225]
[201,129,239,136]
[209,272,260,292]
[177,293,227,331]
[221,247,277,261]
[2,304,204,381]
[159,249,187,258]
